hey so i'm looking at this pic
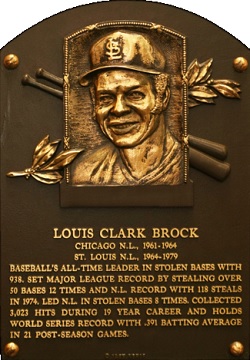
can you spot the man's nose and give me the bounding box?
[111,95,130,116]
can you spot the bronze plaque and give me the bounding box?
[1,2,249,360]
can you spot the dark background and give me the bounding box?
[1,2,249,359]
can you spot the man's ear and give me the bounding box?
[151,73,170,114]
[162,86,170,110]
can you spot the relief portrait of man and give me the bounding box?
[68,25,185,186]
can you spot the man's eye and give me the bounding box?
[127,91,145,101]
[98,95,114,105]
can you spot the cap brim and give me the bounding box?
[79,64,162,86]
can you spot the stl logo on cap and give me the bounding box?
[79,30,167,86]
[105,37,123,61]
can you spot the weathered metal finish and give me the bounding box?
[66,22,186,187]
[1,2,249,360]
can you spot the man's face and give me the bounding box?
[94,70,160,148]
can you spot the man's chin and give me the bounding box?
[108,136,145,148]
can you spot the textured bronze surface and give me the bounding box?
[1,2,249,360]
[6,135,83,184]
[66,22,187,188]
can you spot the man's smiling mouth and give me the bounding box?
[108,121,140,135]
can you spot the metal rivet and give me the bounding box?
[230,341,244,356]
[4,342,19,357]
[233,57,248,72]
[3,54,19,70]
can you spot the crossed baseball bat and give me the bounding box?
[22,68,230,181]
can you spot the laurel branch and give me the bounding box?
[6,135,83,184]
[187,58,241,107]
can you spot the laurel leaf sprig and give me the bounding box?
[6,135,83,184]
[187,58,241,107]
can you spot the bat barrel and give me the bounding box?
[189,135,228,161]
[189,147,231,181]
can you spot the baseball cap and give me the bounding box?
[79,30,166,86]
